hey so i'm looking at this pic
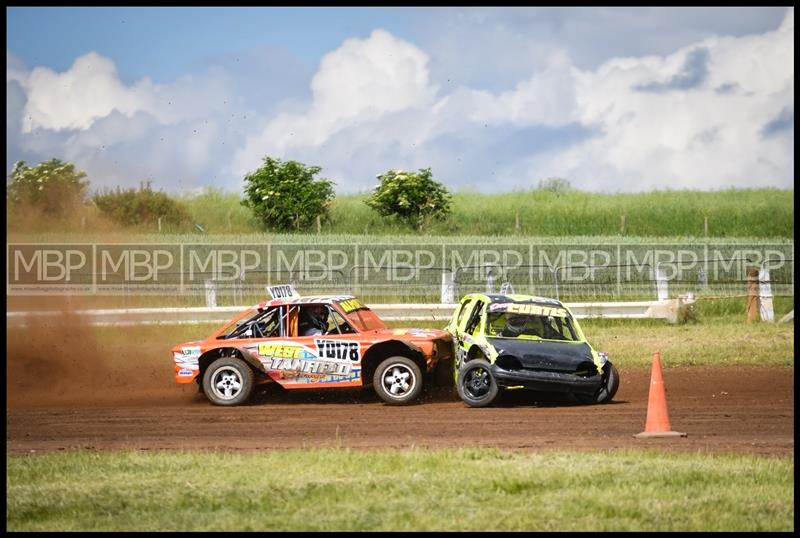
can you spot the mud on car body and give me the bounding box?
[446,292,619,407]
[172,285,452,406]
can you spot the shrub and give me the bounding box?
[365,168,452,231]
[537,177,574,195]
[242,157,335,231]
[93,181,191,228]
[7,159,89,216]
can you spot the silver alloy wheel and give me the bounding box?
[211,365,244,401]
[382,363,416,399]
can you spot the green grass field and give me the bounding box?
[6,448,793,531]
[177,187,794,237]
[11,187,791,237]
[324,188,794,238]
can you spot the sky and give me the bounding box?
[5,6,794,195]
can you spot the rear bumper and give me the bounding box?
[491,365,602,394]
[427,337,454,371]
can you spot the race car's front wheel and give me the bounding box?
[457,359,500,407]
[373,356,423,405]
[202,357,254,406]
[575,361,619,405]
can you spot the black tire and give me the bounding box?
[373,356,423,405]
[575,361,619,405]
[456,359,500,408]
[202,356,255,406]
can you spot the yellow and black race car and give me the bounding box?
[445,292,619,407]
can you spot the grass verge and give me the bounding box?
[6,448,793,531]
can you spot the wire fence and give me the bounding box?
[39,256,792,307]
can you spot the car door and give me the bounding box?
[286,303,363,387]
[453,298,485,370]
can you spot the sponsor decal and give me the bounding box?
[315,339,360,362]
[338,298,365,313]
[504,304,568,317]
[258,343,313,359]
[174,351,199,367]
[316,367,361,383]
[181,346,202,357]
[255,340,354,377]
[266,357,352,376]
[178,368,195,377]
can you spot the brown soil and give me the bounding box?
[5,307,794,456]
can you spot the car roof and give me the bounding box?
[255,295,357,309]
[464,292,565,307]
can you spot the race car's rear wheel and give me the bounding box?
[575,361,619,405]
[202,357,254,406]
[373,356,423,405]
[457,359,500,408]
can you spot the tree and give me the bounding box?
[537,177,573,195]
[366,168,452,231]
[7,159,89,216]
[242,157,335,231]
[93,181,191,228]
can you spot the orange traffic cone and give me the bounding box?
[634,352,687,439]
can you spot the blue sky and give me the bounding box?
[6,7,794,194]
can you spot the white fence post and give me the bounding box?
[440,271,454,304]
[486,267,496,294]
[655,267,669,301]
[204,280,217,308]
[759,263,774,322]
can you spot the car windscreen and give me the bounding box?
[486,309,578,341]
[337,298,386,331]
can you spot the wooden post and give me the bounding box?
[704,216,708,237]
[620,215,626,235]
[316,215,321,234]
[227,210,232,232]
[515,210,520,233]
[746,269,759,323]
[157,216,162,232]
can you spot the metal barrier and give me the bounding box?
[6,298,696,327]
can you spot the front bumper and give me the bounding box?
[491,365,602,395]
[175,365,199,383]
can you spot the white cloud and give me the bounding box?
[15,51,235,135]
[232,29,438,177]
[524,7,794,191]
[20,52,157,132]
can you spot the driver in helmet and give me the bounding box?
[500,314,529,337]
[299,304,329,336]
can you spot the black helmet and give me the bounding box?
[506,314,527,329]
[308,304,328,326]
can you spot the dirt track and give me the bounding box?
[6,367,793,456]
[5,306,794,455]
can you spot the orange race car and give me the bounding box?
[171,285,453,406]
